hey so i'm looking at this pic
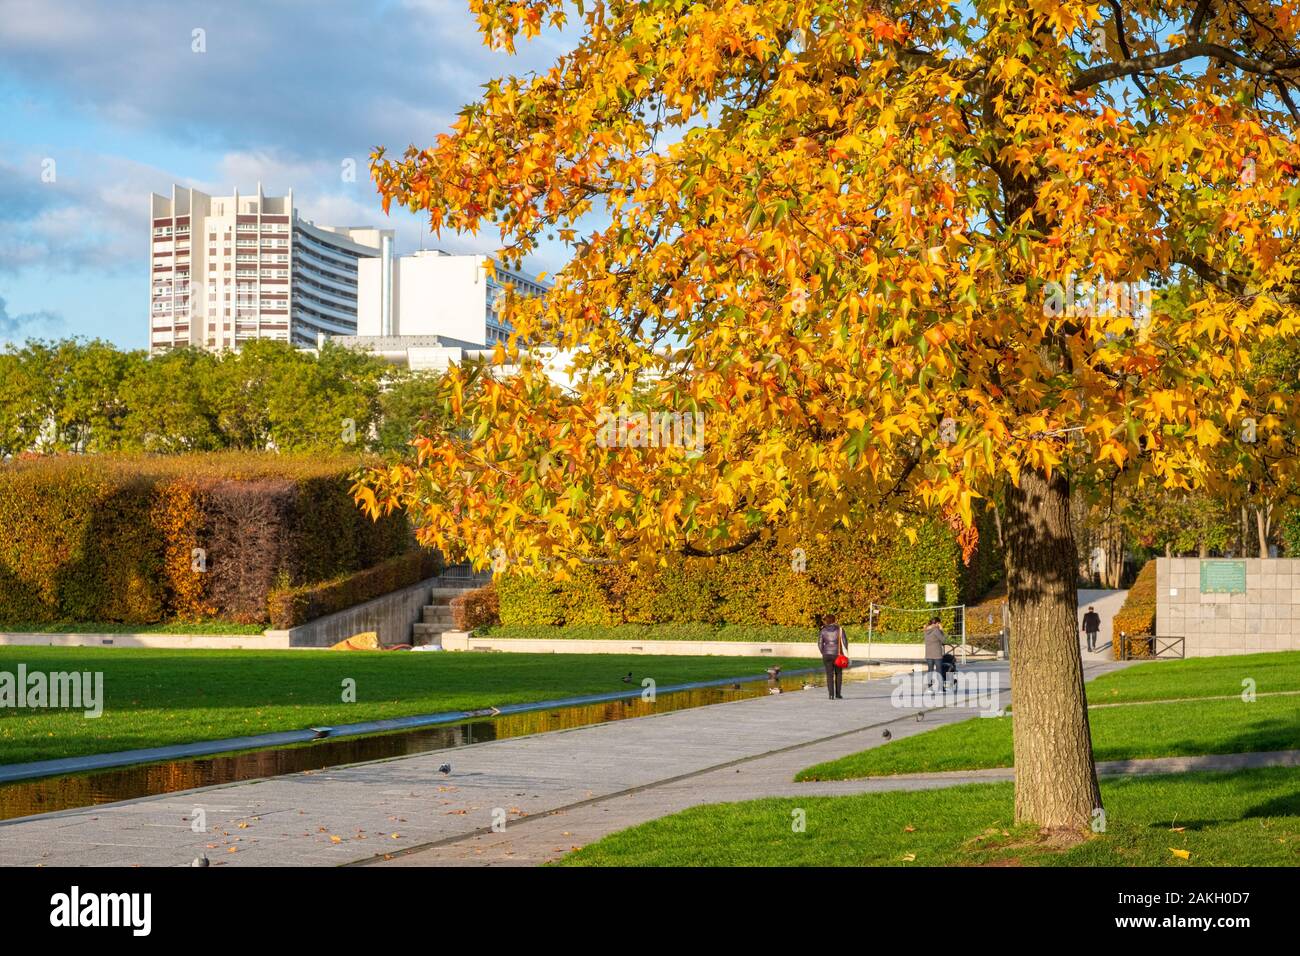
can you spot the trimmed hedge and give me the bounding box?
[496,511,1002,633]
[1112,559,1157,659]
[0,453,413,626]
[451,583,499,631]
[267,549,441,630]
[480,623,822,643]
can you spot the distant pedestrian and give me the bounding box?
[817,613,847,700]
[1082,605,1101,652]
[923,616,946,690]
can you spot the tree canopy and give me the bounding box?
[365,0,1300,571]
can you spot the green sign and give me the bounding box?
[1200,560,1247,594]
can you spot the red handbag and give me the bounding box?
[833,628,848,668]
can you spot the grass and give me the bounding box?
[797,651,1300,781]
[1086,651,1300,702]
[558,767,1300,866]
[0,620,265,635]
[798,694,1300,779]
[0,647,817,765]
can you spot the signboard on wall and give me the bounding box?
[1200,560,1247,594]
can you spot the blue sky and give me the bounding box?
[0,0,570,349]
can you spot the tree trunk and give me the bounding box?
[1004,466,1102,831]
[1255,504,1272,559]
[1198,538,1208,559]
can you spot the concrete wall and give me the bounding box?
[266,574,442,648]
[0,632,293,650]
[1156,557,1300,657]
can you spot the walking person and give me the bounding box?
[817,613,847,700]
[1082,605,1101,653]
[923,616,946,690]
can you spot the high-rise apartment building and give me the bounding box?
[354,249,549,347]
[148,183,393,352]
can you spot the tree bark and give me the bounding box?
[1004,466,1102,830]
[1255,504,1273,559]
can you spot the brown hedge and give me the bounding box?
[267,549,442,630]
[451,583,500,631]
[1112,559,1157,659]
[0,453,413,626]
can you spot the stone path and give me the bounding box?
[1078,588,1128,663]
[1,658,1132,868]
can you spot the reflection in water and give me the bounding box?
[0,673,816,822]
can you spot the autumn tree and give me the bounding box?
[361,0,1300,831]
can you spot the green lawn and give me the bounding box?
[0,647,816,765]
[559,767,1300,866]
[798,651,1300,781]
[798,694,1300,780]
[1087,651,1300,703]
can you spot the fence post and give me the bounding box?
[1120,630,1127,661]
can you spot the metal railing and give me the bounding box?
[1118,632,1185,660]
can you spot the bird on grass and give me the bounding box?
[438,763,452,775]
[882,729,892,741]
[621,672,634,684]
[191,854,209,867]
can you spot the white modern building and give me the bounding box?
[355,249,550,347]
[148,183,393,353]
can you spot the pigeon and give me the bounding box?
[437,763,452,775]
[621,672,633,684]
[801,682,814,691]
[882,729,892,741]
[768,686,782,695]
[916,712,925,721]
[191,854,209,867]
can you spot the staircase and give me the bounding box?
[411,566,491,649]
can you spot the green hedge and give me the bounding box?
[496,511,1001,632]
[267,549,441,630]
[0,453,413,626]
[480,623,822,643]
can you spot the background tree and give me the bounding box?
[363,0,1300,831]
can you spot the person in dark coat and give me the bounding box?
[923,616,946,689]
[817,613,847,700]
[1082,605,1102,652]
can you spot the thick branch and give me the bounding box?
[1071,42,1300,92]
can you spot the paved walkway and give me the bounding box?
[1078,588,1127,663]
[1,659,1131,867]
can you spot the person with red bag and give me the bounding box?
[817,613,848,700]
